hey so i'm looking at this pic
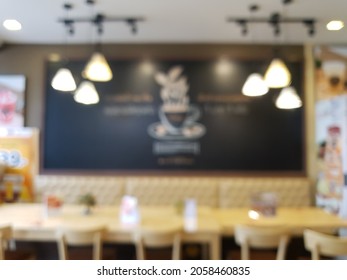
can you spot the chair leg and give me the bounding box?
[0,237,4,260]
[93,233,102,260]
[172,234,181,260]
[134,235,145,260]
[240,242,250,260]
[276,236,289,260]
[57,235,68,260]
[312,245,320,260]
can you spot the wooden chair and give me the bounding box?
[234,224,290,260]
[0,225,12,260]
[133,228,182,260]
[56,225,106,260]
[0,224,36,260]
[303,229,347,260]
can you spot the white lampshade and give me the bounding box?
[275,86,302,109]
[264,58,291,88]
[83,52,113,82]
[242,73,269,96]
[74,81,99,105]
[51,68,77,92]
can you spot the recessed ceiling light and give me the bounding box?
[326,20,344,31]
[3,19,22,31]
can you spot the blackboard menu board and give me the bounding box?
[43,58,304,173]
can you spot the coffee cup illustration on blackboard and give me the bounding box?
[159,104,200,135]
[148,66,205,140]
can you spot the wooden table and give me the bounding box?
[215,207,347,236]
[1,204,347,259]
[0,203,221,259]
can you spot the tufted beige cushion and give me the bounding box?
[35,175,125,205]
[125,177,219,207]
[218,178,313,208]
[34,175,313,208]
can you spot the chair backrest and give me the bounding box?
[234,224,290,260]
[133,228,182,260]
[56,226,105,260]
[0,225,12,260]
[303,229,347,260]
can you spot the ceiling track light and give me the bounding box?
[58,14,145,36]
[236,19,248,36]
[126,19,138,35]
[227,16,316,37]
[227,0,315,38]
[61,3,74,35]
[303,19,315,36]
[57,0,145,35]
[269,13,281,36]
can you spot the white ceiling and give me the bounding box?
[1,0,347,45]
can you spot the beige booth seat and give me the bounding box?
[35,175,125,205]
[34,175,312,208]
[125,177,219,207]
[219,178,313,208]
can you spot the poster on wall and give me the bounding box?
[315,97,347,213]
[0,75,26,128]
[44,58,304,173]
[0,128,39,202]
[315,46,347,213]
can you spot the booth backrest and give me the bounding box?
[125,177,219,207]
[219,178,312,208]
[35,175,125,205]
[34,175,313,208]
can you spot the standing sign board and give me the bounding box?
[0,128,38,202]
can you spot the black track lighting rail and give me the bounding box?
[58,1,145,35]
[227,1,316,37]
[227,13,316,37]
[58,14,145,35]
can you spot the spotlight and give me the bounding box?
[236,19,248,36]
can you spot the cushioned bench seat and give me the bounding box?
[218,177,312,208]
[34,175,313,208]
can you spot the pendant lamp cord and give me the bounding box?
[62,3,74,66]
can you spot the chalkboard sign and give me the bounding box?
[43,58,304,173]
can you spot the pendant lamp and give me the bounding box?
[51,68,77,92]
[82,1,112,82]
[264,58,291,88]
[241,5,269,97]
[275,86,302,109]
[74,81,99,105]
[51,3,76,92]
[242,73,269,96]
[83,52,113,82]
